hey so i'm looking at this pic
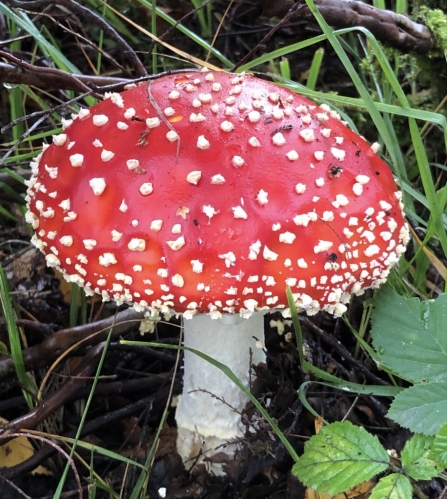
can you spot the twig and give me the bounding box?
[232,3,305,72]
[3,0,147,77]
[0,308,144,380]
[260,0,435,54]
[302,316,388,386]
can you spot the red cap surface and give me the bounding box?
[26,70,409,318]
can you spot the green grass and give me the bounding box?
[1,0,446,496]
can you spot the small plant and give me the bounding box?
[292,285,447,497]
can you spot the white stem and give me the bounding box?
[175,312,266,471]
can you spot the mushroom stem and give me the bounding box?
[176,312,266,472]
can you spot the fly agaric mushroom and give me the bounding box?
[25,70,409,471]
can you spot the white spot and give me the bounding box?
[167,236,185,251]
[89,178,106,196]
[126,159,140,170]
[248,136,261,147]
[69,154,84,167]
[353,183,363,196]
[198,93,212,103]
[191,260,203,273]
[138,183,153,196]
[249,240,262,260]
[314,151,324,161]
[93,115,108,126]
[52,134,67,146]
[104,92,124,108]
[380,231,393,241]
[314,240,333,253]
[315,177,325,187]
[219,251,236,268]
[248,111,261,122]
[189,113,206,122]
[203,205,219,220]
[171,224,182,234]
[117,121,128,130]
[232,206,248,219]
[101,150,115,162]
[286,150,299,161]
[299,129,315,142]
[111,230,123,242]
[212,82,222,91]
[150,220,163,231]
[380,200,393,210]
[128,238,146,251]
[220,121,234,132]
[293,214,310,226]
[297,258,308,268]
[279,232,296,244]
[164,107,175,116]
[58,198,70,212]
[172,274,184,287]
[124,108,136,120]
[169,90,180,100]
[157,268,168,278]
[60,235,73,247]
[364,245,380,257]
[257,190,268,205]
[272,133,286,146]
[263,246,278,261]
[356,175,370,185]
[92,139,103,148]
[211,174,225,184]
[83,239,97,250]
[295,183,306,194]
[332,194,349,208]
[322,211,334,221]
[119,200,128,212]
[133,265,143,272]
[146,117,161,128]
[331,147,346,161]
[273,108,285,120]
[186,171,202,184]
[371,142,380,153]
[232,156,245,167]
[99,253,117,266]
[166,131,179,142]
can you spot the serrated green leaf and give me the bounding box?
[292,421,389,495]
[401,434,442,480]
[429,423,447,466]
[371,286,447,383]
[388,383,447,435]
[369,474,412,499]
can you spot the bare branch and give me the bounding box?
[260,0,435,54]
[3,0,148,77]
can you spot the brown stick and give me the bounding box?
[0,59,130,93]
[0,308,144,380]
[3,0,147,77]
[260,0,434,54]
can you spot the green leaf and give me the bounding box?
[401,434,442,480]
[388,382,447,435]
[369,474,412,499]
[371,286,447,383]
[429,423,447,466]
[292,421,389,495]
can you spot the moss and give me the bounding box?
[416,7,447,55]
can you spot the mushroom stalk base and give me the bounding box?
[176,312,266,472]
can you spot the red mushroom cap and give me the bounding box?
[26,70,409,319]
